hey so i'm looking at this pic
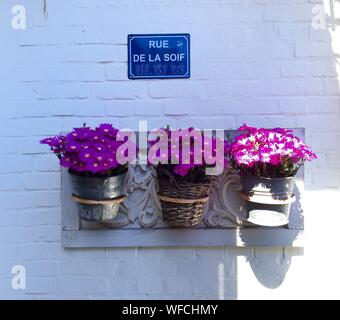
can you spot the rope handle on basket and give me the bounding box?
[72,194,126,205]
[158,194,209,204]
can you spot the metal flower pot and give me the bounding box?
[70,170,127,222]
[240,175,296,227]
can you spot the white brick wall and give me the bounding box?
[0,0,340,299]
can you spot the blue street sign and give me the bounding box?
[128,34,190,79]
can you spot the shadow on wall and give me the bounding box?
[238,182,303,289]
[238,0,340,292]
[244,247,304,289]
[134,178,305,299]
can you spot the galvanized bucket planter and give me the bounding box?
[240,175,296,227]
[70,171,127,222]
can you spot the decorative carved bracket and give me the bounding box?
[100,165,247,229]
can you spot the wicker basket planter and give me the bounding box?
[158,178,211,227]
[70,170,127,222]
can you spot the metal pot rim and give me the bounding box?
[240,174,295,181]
[68,168,128,179]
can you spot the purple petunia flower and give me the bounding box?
[148,128,230,178]
[87,161,102,173]
[40,124,135,175]
[97,123,118,137]
[79,149,97,163]
[65,141,81,153]
[60,156,72,168]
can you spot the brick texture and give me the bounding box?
[0,0,339,300]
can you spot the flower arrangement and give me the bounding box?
[148,127,229,184]
[40,123,130,177]
[149,127,229,227]
[229,124,317,178]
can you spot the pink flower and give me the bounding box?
[229,124,317,177]
[148,128,230,177]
